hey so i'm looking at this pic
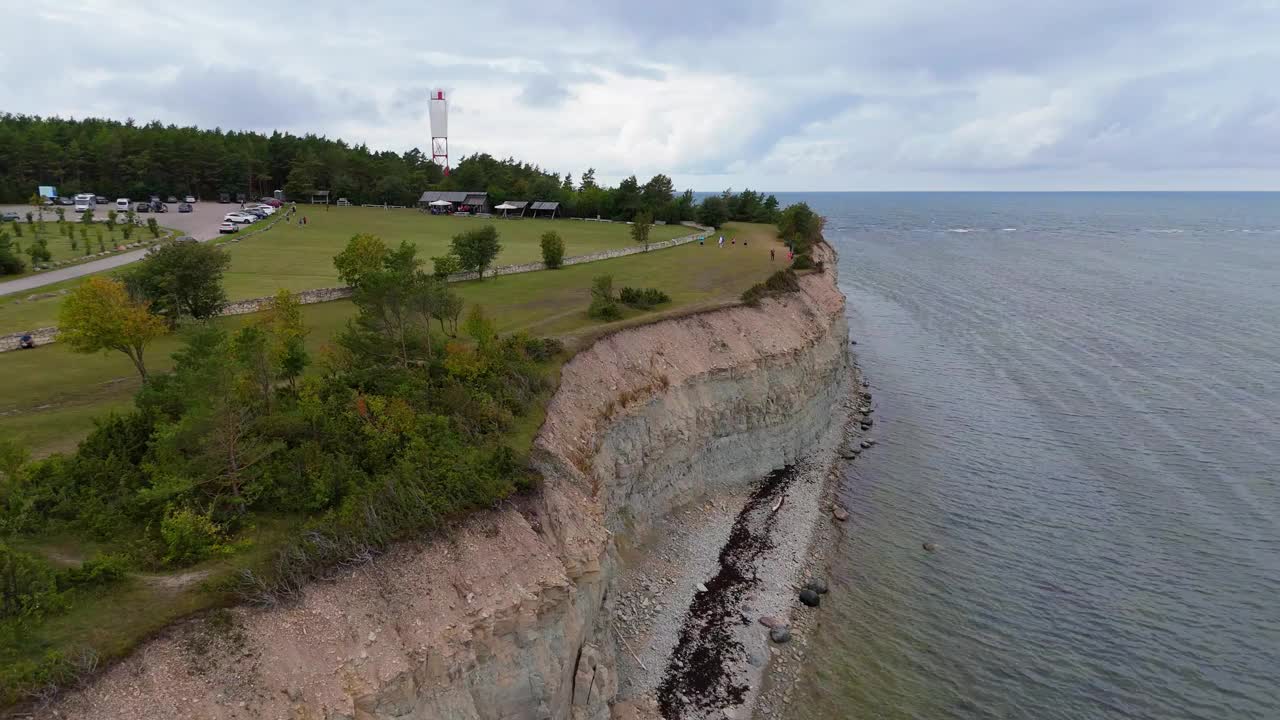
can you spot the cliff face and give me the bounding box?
[50,249,849,720]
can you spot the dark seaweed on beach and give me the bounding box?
[657,464,799,718]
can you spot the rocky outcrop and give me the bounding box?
[48,245,849,720]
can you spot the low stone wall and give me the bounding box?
[0,326,59,352]
[220,286,354,317]
[0,226,713,351]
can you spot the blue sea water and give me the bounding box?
[778,193,1280,719]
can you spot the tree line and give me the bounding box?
[0,114,785,227]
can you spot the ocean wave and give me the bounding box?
[1000,228,1018,232]
[1142,228,1185,234]
[948,228,978,233]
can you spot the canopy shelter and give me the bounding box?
[530,201,560,218]
[310,190,330,205]
[429,199,453,207]
[419,190,489,214]
[495,200,529,218]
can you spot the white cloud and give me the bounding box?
[4,0,1279,189]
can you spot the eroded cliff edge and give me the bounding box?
[49,245,850,720]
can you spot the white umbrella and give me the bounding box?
[494,203,517,210]
[428,199,453,207]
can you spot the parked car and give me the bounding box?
[116,198,131,211]
[178,202,192,213]
[136,202,150,213]
[152,202,168,213]
[166,196,178,203]
[184,195,196,203]
[149,195,161,204]
[219,222,237,234]
[57,197,74,206]
[1,211,19,222]
[94,195,108,204]
[260,197,283,207]
[218,193,231,203]
[244,208,269,218]
[224,212,255,224]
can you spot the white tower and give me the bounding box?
[429,89,449,176]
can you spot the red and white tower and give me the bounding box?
[429,89,449,176]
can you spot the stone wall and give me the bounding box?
[219,286,354,316]
[0,326,58,352]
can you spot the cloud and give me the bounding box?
[4,0,1279,189]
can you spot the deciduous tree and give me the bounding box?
[450,225,502,280]
[631,211,653,251]
[59,277,167,381]
[124,242,230,324]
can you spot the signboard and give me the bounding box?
[37,186,56,198]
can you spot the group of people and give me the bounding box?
[697,233,791,262]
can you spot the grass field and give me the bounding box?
[0,209,689,334]
[216,207,691,299]
[0,221,786,703]
[0,222,781,458]
[5,219,160,265]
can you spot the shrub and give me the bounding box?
[791,253,815,270]
[540,231,565,269]
[588,275,621,320]
[619,286,670,309]
[522,336,564,361]
[741,269,801,308]
[431,254,462,279]
[160,508,222,567]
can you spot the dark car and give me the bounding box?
[57,197,74,206]
[218,193,231,203]
[94,195,107,204]
[136,202,150,213]
[1,211,19,222]
[152,202,168,213]
[178,202,192,213]
[166,196,178,203]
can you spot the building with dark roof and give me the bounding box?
[418,191,489,214]
[529,201,561,218]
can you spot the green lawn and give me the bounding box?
[216,207,691,299]
[7,220,160,265]
[0,222,782,458]
[0,209,688,334]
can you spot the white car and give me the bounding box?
[224,212,256,224]
[116,198,130,211]
[244,204,276,216]
[218,222,237,234]
[184,195,196,203]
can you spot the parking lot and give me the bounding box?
[1,200,249,242]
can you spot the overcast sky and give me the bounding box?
[5,0,1279,190]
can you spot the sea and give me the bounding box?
[775,193,1280,720]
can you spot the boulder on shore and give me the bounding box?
[758,616,782,629]
[833,508,850,522]
[770,626,792,643]
[798,589,821,607]
[923,542,938,552]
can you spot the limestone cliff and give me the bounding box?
[49,246,849,720]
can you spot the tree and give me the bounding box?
[124,242,230,324]
[450,225,502,280]
[588,275,620,320]
[0,232,24,275]
[697,195,729,229]
[80,209,93,225]
[333,232,388,288]
[263,289,309,391]
[54,207,65,223]
[28,194,43,222]
[59,277,167,381]
[26,237,51,265]
[631,211,654,251]
[106,210,117,231]
[0,438,29,514]
[146,217,160,238]
[540,231,565,269]
[778,202,822,254]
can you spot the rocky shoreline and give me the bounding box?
[610,360,869,720]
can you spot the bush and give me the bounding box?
[791,253,815,270]
[522,336,564,361]
[431,254,462,279]
[160,508,222,567]
[741,269,801,308]
[588,275,621,320]
[619,286,670,309]
[540,231,565,269]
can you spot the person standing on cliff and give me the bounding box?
[771,248,775,261]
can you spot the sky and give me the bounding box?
[4,0,1279,191]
